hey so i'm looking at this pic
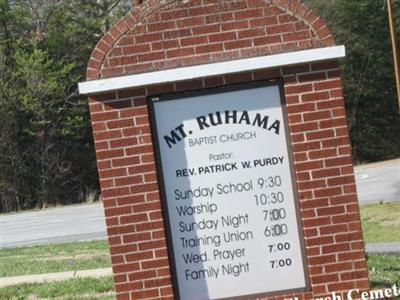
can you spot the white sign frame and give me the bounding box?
[148,80,310,300]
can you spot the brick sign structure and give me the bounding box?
[79,1,370,299]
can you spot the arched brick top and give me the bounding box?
[86,0,335,80]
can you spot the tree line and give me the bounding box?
[0,0,399,213]
[0,0,133,212]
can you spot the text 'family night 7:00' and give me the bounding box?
[150,84,308,300]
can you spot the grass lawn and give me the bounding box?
[358,203,400,294]
[360,202,400,243]
[367,254,400,289]
[0,202,399,299]
[0,276,115,300]
[0,240,110,277]
[0,240,114,299]
[0,255,398,299]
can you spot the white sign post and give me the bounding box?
[150,82,308,300]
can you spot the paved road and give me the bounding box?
[354,159,400,204]
[365,242,400,255]
[0,204,107,248]
[1,159,399,248]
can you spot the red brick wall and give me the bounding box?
[85,0,370,299]
[86,0,335,80]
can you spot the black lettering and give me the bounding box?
[163,124,187,148]
[175,124,187,138]
[238,111,250,125]
[197,115,210,130]
[252,113,269,129]
[268,120,280,134]
[164,130,182,148]
[209,111,222,126]
[225,110,237,124]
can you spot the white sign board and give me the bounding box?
[150,83,308,300]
